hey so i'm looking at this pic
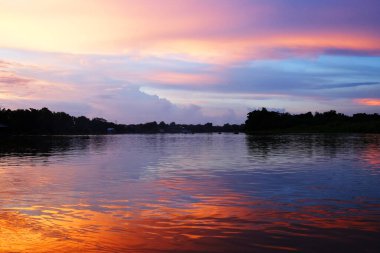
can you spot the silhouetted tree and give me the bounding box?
[245,108,380,133]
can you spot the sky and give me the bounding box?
[0,0,379,124]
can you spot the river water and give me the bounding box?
[0,134,380,252]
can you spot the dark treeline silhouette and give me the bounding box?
[1,107,378,135]
[0,107,243,135]
[245,108,380,133]
[126,121,244,134]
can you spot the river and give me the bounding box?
[0,134,379,252]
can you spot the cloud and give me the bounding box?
[0,60,11,68]
[0,56,238,124]
[355,99,380,107]
[323,48,380,57]
[147,72,219,86]
[0,75,30,86]
[1,46,379,124]
[88,85,209,124]
[312,82,380,90]
[0,0,380,63]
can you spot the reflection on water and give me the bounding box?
[1,134,380,252]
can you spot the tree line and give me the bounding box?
[245,108,380,133]
[0,107,379,135]
[0,107,242,134]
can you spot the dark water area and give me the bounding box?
[0,134,379,252]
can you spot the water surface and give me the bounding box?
[1,134,380,252]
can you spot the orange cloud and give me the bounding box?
[355,98,380,106]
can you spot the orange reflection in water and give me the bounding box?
[362,143,380,174]
[1,199,259,252]
[1,188,380,252]
[362,145,380,166]
[1,154,380,253]
[2,136,380,252]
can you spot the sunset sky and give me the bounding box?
[0,0,379,124]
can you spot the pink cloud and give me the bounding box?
[148,72,219,86]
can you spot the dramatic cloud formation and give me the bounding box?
[0,0,379,123]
